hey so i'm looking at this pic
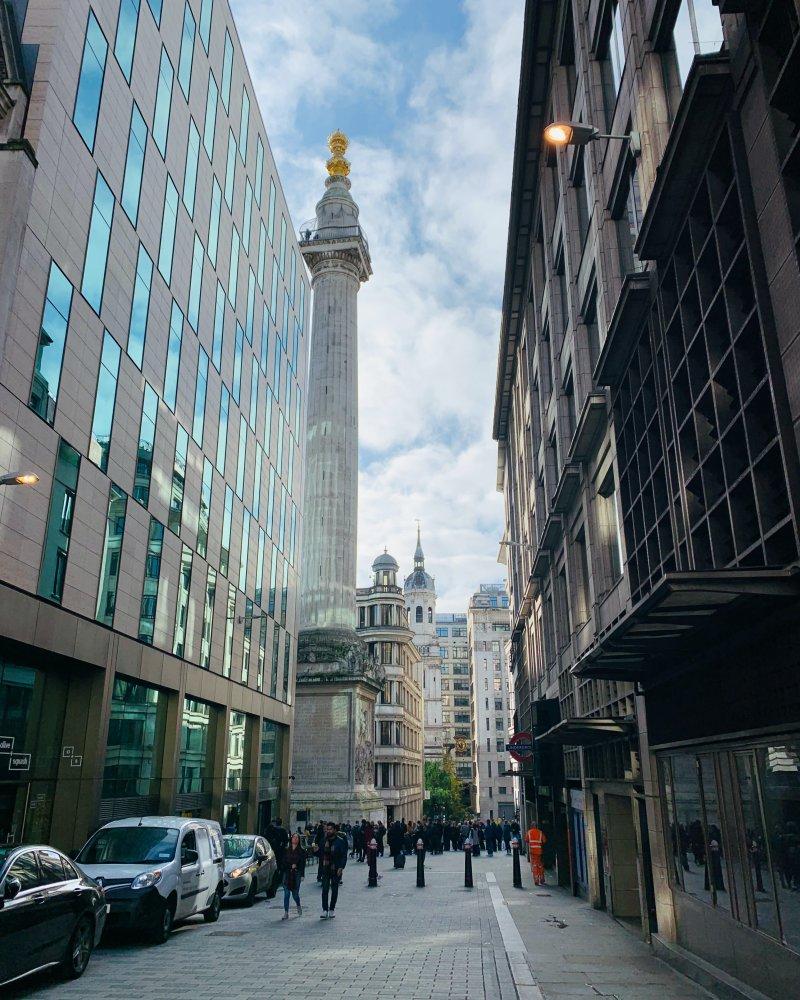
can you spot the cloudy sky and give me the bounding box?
[231,0,523,611]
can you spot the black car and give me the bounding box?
[0,844,106,988]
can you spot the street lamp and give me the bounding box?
[544,120,640,153]
[0,471,39,487]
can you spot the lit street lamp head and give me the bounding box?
[544,121,600,147]
[0,471,39,487]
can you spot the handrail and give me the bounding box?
[298,223,370,256]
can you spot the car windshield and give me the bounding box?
[224,836,255,859]
[77,826,179,865]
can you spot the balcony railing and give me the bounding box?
[298,222,370,257]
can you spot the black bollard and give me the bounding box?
[464,844,473,888]
[416,839,425,888]
[367,839,378,887]
[512,838,522,889]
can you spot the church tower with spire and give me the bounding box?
[403,526,444,760]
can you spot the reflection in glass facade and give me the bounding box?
[89,332,121,472]
[38,440,80,604]
[134,383,158,506]
[138,517,164,644]
[179,697,212,794]
[224,710,247,833]
[96,485,127,627]
[259,719,285,817]
[102,676,166,800]
[30,262,73,425]
[200,566,216,669]
[173,544,193,658]
[73,11,107,152]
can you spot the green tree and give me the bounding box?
[423,756,466,821]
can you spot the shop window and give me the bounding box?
[179,698,212,794]
[102,677,166,800]
[735,752,781,941]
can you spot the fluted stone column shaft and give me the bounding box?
[300,255,361,630]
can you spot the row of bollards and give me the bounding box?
[369,834,525,892]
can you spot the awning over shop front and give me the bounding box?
[535,717,637,746]
[572,569,800,682]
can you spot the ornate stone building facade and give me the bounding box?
[357,552,424,823]
[403,527,444,761]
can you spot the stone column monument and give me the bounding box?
[290,132,385,824]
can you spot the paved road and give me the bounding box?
[10,850,712,999]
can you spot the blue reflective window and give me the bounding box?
[263,386,273,457]
[228,226,240,307]
[279,215,287,275]
[153,46,173,157]
[208,177,222,267]
[198,457,213,559]
[221,29,233,111]
[281,289,290,348]
[203,71,218,159]
[269,257,279,321]
[158,176,179,284]
[239,87,249,162]
[73,12,107,152]
[267,465,275,538]
[89,331,121,471]
[224,129,236,209]
[82,171,114,313]
[268,546,277,618]
[260,303,270,372]
[96,484,127,626]
[163,301,183,411]
[267,177,276,243]
[243,179,253,250]
[276,418,284,474]
[212,280,225,370]
[38,441,80,604]
[278,485,287,551]
[236,414,247,498]
[134,383,158,506]
[114,0,140,83]
[199,0,213,52]
[127,244,152,368]
[257,222,266,291]
[238,513,250,591]
[255,138,264,207]
[29,262,73,424]
[183,119,201,217]
[178,2,196,98]
[168,424,189,534]
[245,268,255,344]
[139,516,164,643]
[216,384,230,473]
[294,385,302,438]
[121,102,147,225]
[289,249,296,305]
[220,484,233,575]
[188,233,204,332]
[252,445,262,519]
[249,362,258,430]
[255,526,265,604]
[232,322,243,403]
[273,349,282,412]
[289,504,297,564]
[146,0,162,24]
[193,347,209,445]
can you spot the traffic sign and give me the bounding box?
[507,732,534,762]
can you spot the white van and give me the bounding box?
[75,816,225,943]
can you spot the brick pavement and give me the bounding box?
[10,849,712,999]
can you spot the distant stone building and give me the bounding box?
[467,585,514,819]
[403,527,444,761]
[357,551,424,823]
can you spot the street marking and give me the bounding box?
[486,872,544,1000]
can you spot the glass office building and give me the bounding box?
[0,0,302,849]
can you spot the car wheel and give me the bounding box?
[203,889,222,922]
[61,915,93,979]
[149,900,174,944]
[245,878,258,907]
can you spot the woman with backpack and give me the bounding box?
[282,832,306,919]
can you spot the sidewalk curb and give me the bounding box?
[485,873,545,1000]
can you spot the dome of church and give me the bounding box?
[402,525,435,593]
[372,550,399,573]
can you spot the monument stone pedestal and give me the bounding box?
[291,628,385,824]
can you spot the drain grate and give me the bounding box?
[207,930,249,937]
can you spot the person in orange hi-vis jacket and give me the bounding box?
[527,824,547,885]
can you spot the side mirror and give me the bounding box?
[4,878,22,900]
[181,848,199,867]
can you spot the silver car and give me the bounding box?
[222,835,276,905]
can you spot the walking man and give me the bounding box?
[320,822,348,918]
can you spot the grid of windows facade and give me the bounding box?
[0,0,305,849]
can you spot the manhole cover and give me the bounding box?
[207,930,249,937]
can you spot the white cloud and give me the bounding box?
[233,0,522,611]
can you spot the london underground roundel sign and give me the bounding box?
[507,732,534,763]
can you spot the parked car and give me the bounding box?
[222,834,276,905]
[75,816,225,943]
[0,844,106,988]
